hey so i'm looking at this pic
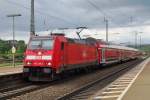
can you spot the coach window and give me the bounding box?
[61,42,64,50]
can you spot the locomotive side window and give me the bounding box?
[61,42,64,50]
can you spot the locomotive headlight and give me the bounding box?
[42,56,52,60]
[23,68,29,72]
[43,68,51,73]
[47,62,51,66]
[27,62,32,65]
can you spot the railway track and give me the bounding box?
[57,59,144,100]
[0,73,22,84]
[0,59,144,100]
[0,80,55,100]
[0,73,30,99]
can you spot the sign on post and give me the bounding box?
[12,46,16,54]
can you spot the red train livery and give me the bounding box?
[23,34,141,81]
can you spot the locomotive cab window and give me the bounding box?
[28,39,54,50]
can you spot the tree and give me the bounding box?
[0,39,11,54]
[16,40,26,53]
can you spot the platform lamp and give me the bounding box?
[7,14,22,67]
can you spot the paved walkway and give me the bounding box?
[0,65,23,76]
[122,58,150,100]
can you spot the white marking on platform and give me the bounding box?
[116,80,131,82]
[113,82,130,84]
[119,78,134,80]
[108,87,125,90]
[118,79,132,81]
[102,91,122,94]
[111,84,128,87]
[94,95,119,99]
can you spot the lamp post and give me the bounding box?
[104,18,109,43]
[139,32,143,48]
[30,0,35,36]
[139,35,142,48]
[7,14,21,67]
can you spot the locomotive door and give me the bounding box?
[61,42,65,67]
[101,48,106,63]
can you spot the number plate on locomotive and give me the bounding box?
[36,56,42,59]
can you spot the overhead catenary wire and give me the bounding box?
[3,0,141,30]
[86,0,131,28]
[86,0,115,27]
[86,0,109,19]
[4,0,77,27]
[108,0,131,18]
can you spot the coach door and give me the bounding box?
[101,48,106,63]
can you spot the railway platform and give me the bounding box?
[0,65,23,76]
[93,57,150,100]
[121,57,150,100]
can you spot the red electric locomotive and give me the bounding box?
[23,34,98,81]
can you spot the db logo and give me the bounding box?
[83,51,87,58]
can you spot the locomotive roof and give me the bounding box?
[67,38,96,45]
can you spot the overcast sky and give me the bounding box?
[0,0,150,44]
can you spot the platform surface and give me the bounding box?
[0,65,23,76]
[122,58,150,100]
